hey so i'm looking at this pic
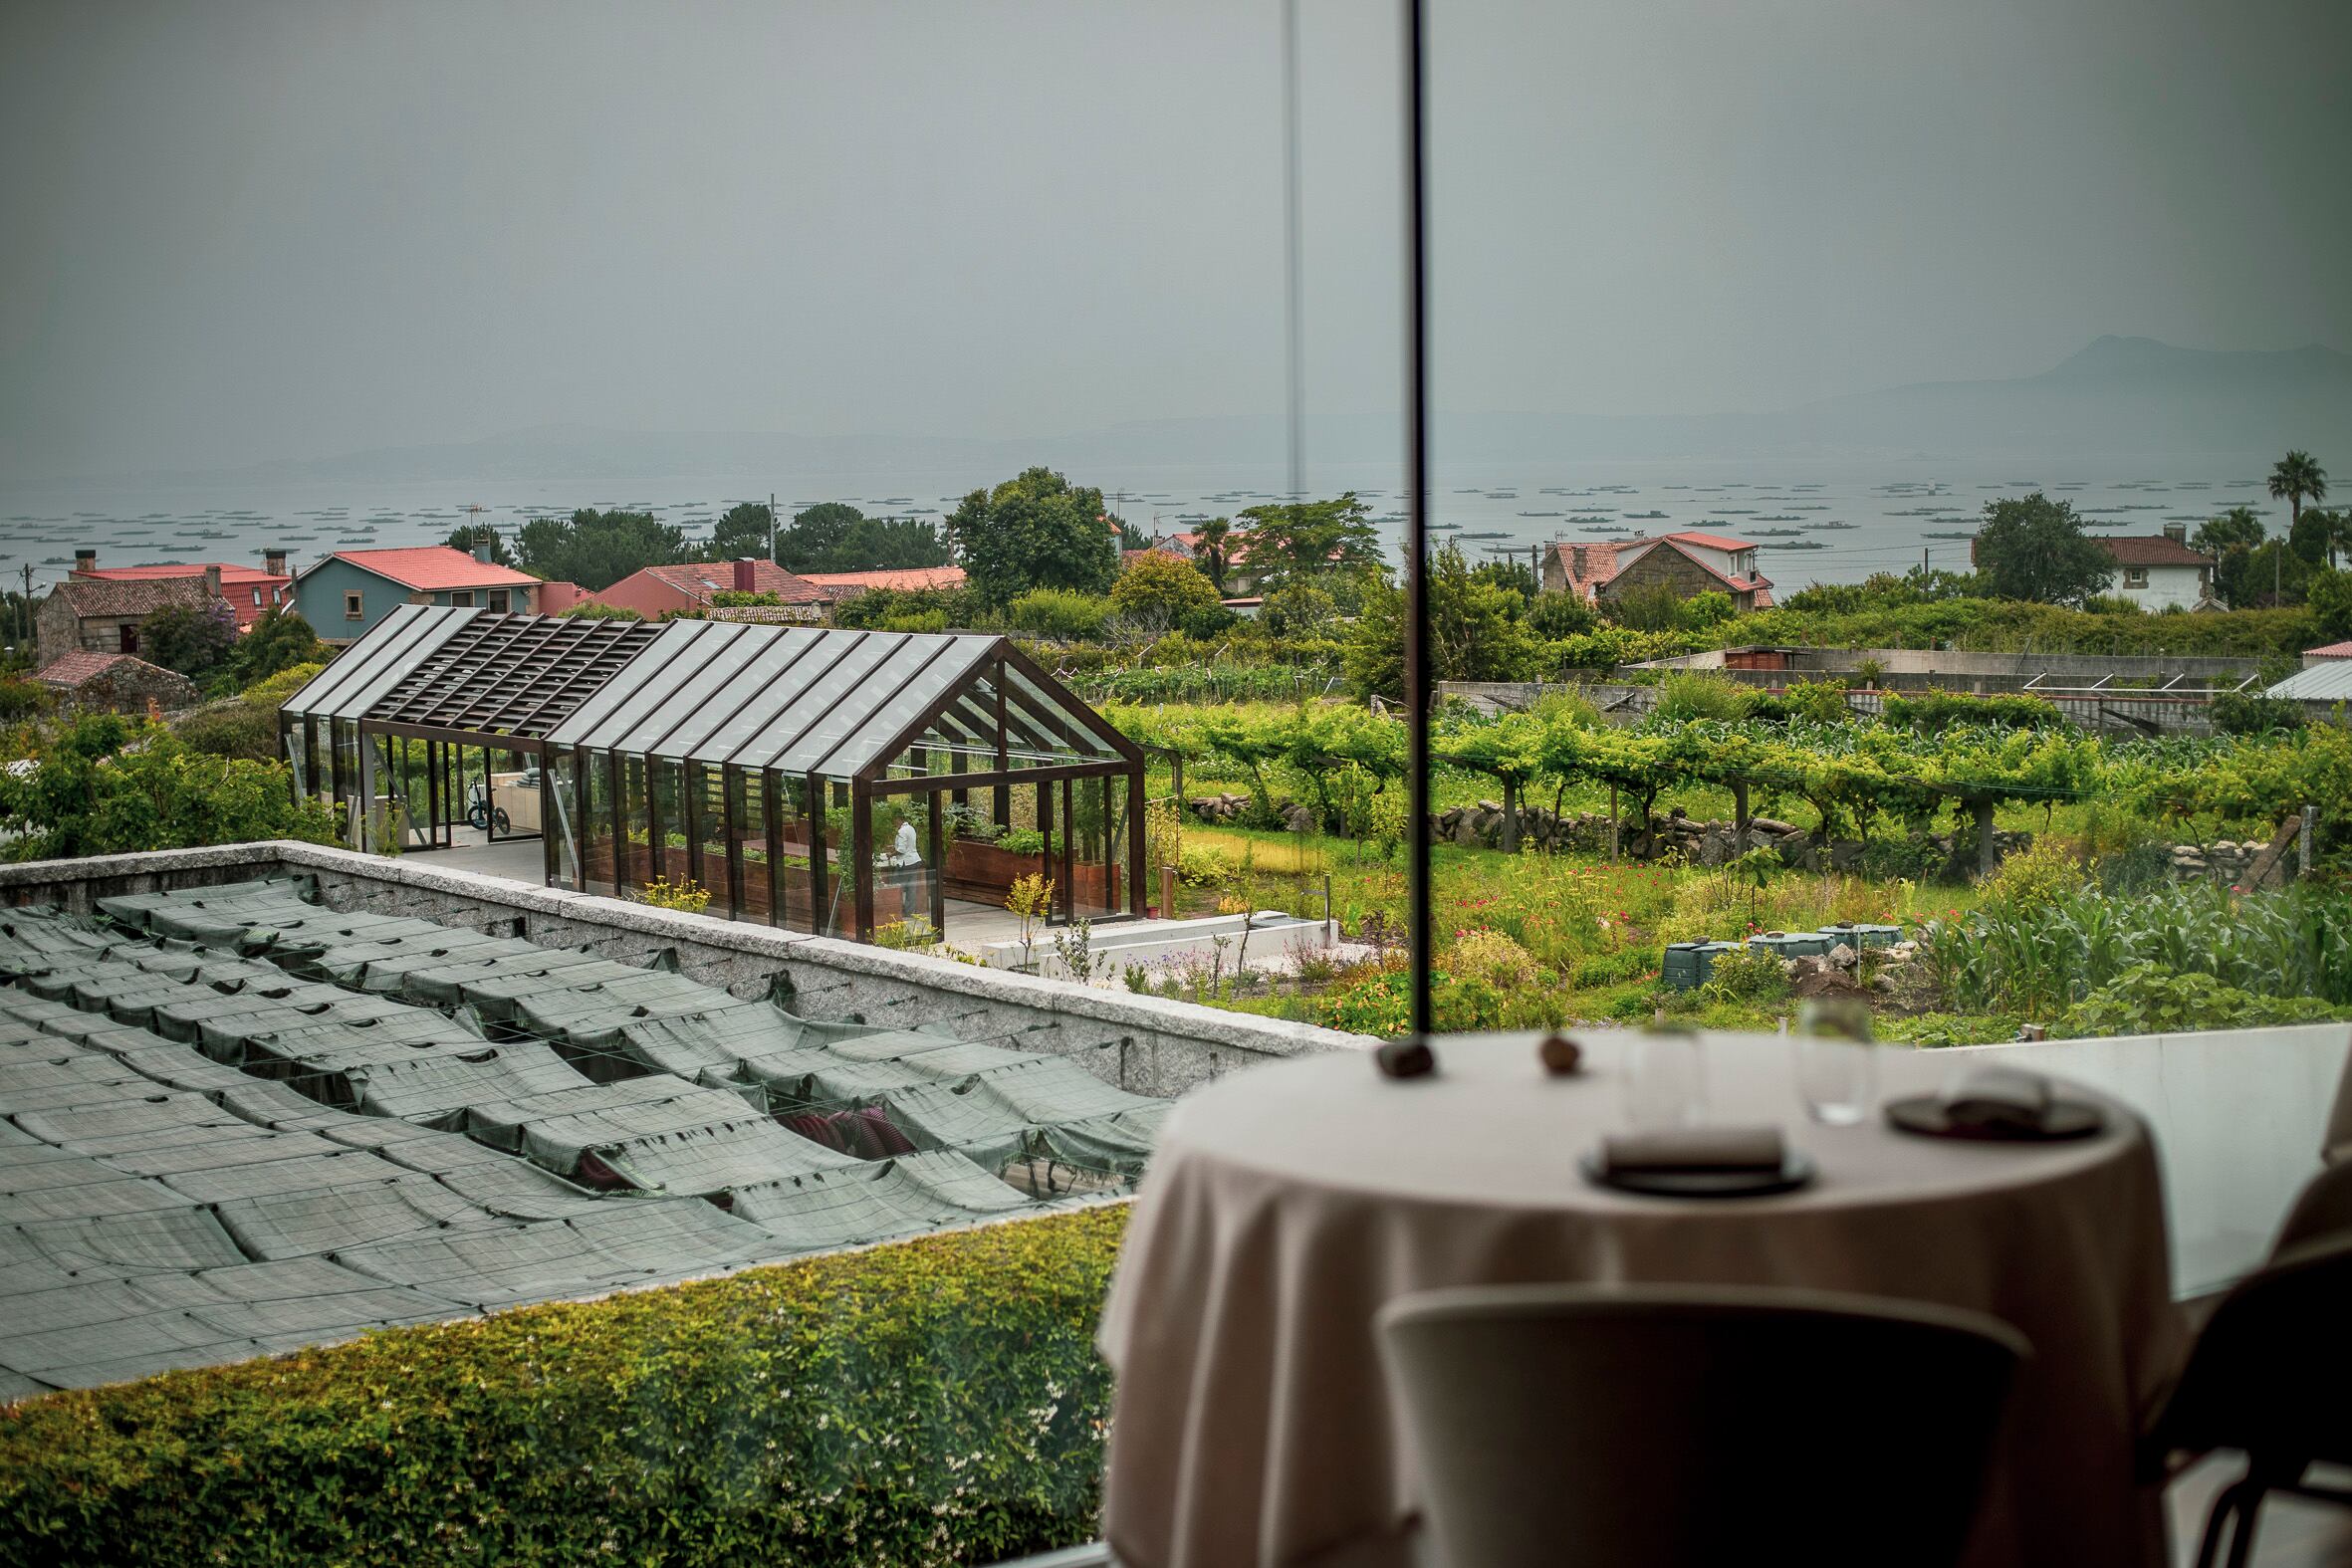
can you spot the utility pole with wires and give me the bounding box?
[768,493,777,563]
[18,563,30,656]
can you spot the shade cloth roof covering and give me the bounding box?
[281,608,1134,780]
[0,885,1136,1394]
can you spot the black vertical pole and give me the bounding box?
[1401,0,1433,1039]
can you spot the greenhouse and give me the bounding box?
[279,606,1149,944]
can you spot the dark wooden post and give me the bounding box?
[850,783,875,942]
[538,747,558,887]
[682,762,705,898]
[644,755,665,888]
[605,750,625,896]
[807,773,829,935]
[764,768,786,929]
[1127,764,1147,917]
[927,788,947,933]
[722,765,744,920]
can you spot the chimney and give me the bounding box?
[733,557,758,592]
[73,549,96,575]
[263,548,288,576]
[2162,522,2188,544]
[471,536,493,564]
[202,565,222,599]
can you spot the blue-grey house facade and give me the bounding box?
[293,546,546,644]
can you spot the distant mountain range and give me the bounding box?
[114,336,2352,489]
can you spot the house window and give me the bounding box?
[252,589,263,606]
[345,590,363,621]
[2124,567,2149,589]
[119,624,138,653]
[488,588,510,613]
[449,590,475,608]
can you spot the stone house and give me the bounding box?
[1543,531,1773,612]
[36,568,229,667]
[32,650,202,713]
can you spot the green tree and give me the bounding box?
[1342,545,1534,697]
[1972,493,2114,606]
[2268,450,2329,547]
[1470,559,1536,603]
[140,601,238,681]
[2192,506,2267,557]
[773,502,865,571]
[2309,568,2352,642]
[442,525,518,567]
[226,607,323,688]
[1109,553,1221,628]
[708,502,774,561]
[2220,539,2313,609]
[514,510,689,590]
[1527,591,1597,639]
[1260,582,1337,640]
[830,515,953,570]
[2290,507,2348,570]
[944,467,1119,606]
[0,713,339,860]
[1191,517,1234,594]
[1232,493,1383,586]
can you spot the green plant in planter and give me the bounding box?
[1007,872,1054,970]
[637,875,711,913]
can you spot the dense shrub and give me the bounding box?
[1007,588,1113,641]
[0,1208,1127,1568]
[1881,691,2072,733]
[2208,689,2307,736]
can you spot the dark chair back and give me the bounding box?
[2273,1159,2352,1259]
[2153,1233,2352,1470]
[1376,1282,2028,1568]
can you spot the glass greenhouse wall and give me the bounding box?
[282,607,1147,947]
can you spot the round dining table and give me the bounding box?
[1096,1030,2185,1568]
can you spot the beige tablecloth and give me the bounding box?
[1098,1031,2183,1568]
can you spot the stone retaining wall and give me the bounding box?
[0,841,1371,1097]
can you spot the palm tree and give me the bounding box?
[1192,516,1233,595]
[2268,451,2328,591]
[2269,450,2328,536]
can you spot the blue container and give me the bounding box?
[1821,921,1903,950]
[1747,930,1836,959]
[1662,939,1747,991]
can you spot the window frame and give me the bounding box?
[344,590,364,621]
[448,589,476,608]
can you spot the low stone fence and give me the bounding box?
[0,841,1371,1098]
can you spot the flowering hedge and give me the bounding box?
[0,1207,1127,1568]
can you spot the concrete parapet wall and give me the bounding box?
[0,841,1372,1098]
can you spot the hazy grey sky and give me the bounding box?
[3,0,2347,478]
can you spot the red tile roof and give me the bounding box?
[77,562,281,586]
[634,560,829,605]
[1543,541,1625,598]
[33,650,183,689]
[2305,640,2352,660]
[75,564,290,629]
[799,566,967,595]
[1660,530,1760,553]
[2097,536,2212,568]
[319,547,542,590]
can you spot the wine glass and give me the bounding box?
[1623,1031,1708,1130]
[1794,999,1877,1126]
